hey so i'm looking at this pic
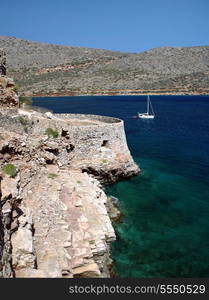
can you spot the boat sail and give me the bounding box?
[137,95,155,119]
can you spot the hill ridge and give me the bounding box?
[0,36,209,95]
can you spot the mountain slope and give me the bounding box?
[1,36,209,95]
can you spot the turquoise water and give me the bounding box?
[33,95,209,277]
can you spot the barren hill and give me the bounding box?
[1,36,209,95]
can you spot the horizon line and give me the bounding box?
[0,34,209,54]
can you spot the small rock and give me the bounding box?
[45,112,53,119]
[63,242,71,248]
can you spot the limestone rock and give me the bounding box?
[0,49,6,75]
[15,268,48,278]
[106,196,122,222]
[73,263,101,278]
[45,111,53,119]
[11,227,35,270]
[0,76,18,107]
[1,176,19,200]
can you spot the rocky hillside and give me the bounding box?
[1,35,209,95]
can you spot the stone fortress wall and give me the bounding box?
[17,110,139,183]
[32,113,128,159]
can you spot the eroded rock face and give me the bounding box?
[0,149,117,277]
[15,168,115,278]
[0,109,139,278]
[0,50,18,108]
[0,175,20,278]
[0,76,18,107]
[0,49,6,76]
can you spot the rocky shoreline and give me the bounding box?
[0,74,139,277]
[28,89,209,98]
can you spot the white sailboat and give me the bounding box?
[137,95,155,119]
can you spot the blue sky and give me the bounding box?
[1,0,209,52]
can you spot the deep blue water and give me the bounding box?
[33,95,209,277]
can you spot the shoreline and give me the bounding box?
[27,93,209,98]
[29,91,209,98]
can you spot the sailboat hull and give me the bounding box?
[137,113,154,119]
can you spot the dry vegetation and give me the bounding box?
[1,36,209,95]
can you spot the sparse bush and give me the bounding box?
[48,173,58,179]
[18,116,28,126]
[45,128,59,138]
[102,159,108,164]
[2,163,18,178]
[18,116,28,133]
[19,96,32,107]
[13,84,19,93]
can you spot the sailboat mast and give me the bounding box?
[150,97,155,116]
[147,95,150,115]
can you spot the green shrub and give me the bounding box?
[18,116,28,133]
[13,84,19,93]
[48,173,58,179]
[18,116,28,126]
[102,159,108,164]
[19,96,32,107]
[45,128,59,138]
[2,163,18,178]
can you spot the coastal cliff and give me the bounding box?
[0,58,139,277]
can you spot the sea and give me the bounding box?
[33,95,209,278]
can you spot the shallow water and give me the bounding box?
[33,95,209,277]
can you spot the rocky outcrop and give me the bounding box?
[0,49,18,107]
[0,76,18,107]
[0,174,20,277]
[0,49,6,75]
[18,169,115,277]
[0,108,139,278]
